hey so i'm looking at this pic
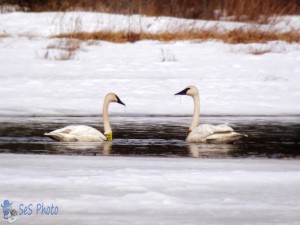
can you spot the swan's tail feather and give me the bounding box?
[44,132,63,141]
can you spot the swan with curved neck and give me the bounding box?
[175,85,246,143]
[44,93,125,142]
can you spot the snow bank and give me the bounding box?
[0,12,299,116]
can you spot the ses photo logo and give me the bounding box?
[1,200,59,224]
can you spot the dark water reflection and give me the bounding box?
[0,116,299,158]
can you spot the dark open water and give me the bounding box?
[0,116,299,158]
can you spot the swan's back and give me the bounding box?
[44,125,106,142]
[187,124,246,143]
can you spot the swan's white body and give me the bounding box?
[175,85,246,144]
[44,125,107,142]
[44,93,125,142]
[186,123,246,143]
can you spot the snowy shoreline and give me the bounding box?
[0,12,300,116]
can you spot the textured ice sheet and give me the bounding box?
[1,154,299,225]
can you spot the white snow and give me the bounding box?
[0,154,299,225]
[0,12,300,116]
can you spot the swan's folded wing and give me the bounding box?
[206,132,246,144]
[191,124,233,137]
[187,124,235,143]
[44,133,78,142]
[76,126,107,140]
[187,124,214,142]
[46,127,73,134]
[212,124,234,133]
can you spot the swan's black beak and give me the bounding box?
[115,95,126,106]
[175,88,190,95]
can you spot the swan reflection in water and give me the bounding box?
[188,143,236,158]
[102,141,112,155]
[48,141,112,155]
[46,140,238,158]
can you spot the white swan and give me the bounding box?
[44,93,125,142]
[175,85,247,143]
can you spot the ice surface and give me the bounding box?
[0,154,299,225]
[0,12,300,116]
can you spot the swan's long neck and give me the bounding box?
[102,97,112,135]
[190,93,200,131]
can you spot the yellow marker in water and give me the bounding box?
[105,133,113,141]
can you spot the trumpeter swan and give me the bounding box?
[175,85,246,143]
[44,93,125,142]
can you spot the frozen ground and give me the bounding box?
[1,154,299,225]
[0,12,300,116]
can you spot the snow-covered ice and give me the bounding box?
[1,154,299,225]
[0,12,300,116]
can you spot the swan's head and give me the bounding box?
[175,85,198,97]
[106,93,126,106]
